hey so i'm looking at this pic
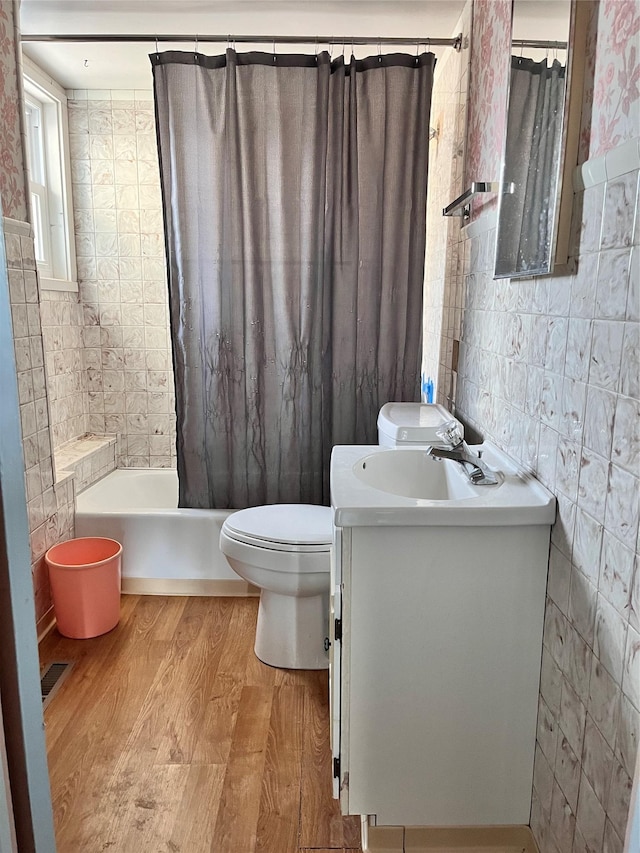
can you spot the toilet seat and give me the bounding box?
[222,504,332,554]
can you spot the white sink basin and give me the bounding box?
[331,442,556,527]
[353,449,478,500]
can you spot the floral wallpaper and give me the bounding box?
[580,0,640,159]
[468,0,640,213]
[465,0,511,216]
[0,0,27,221]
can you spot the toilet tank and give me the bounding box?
[377,402,464,448]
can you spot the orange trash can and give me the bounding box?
[45,537,122,639]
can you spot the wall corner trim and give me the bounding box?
[573,135,640,191]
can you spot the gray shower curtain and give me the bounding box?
[495,56,566,277]
[152,49,434,509]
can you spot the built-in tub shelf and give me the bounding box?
[54,434,117,494]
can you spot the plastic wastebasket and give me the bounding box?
[45,537,122,639]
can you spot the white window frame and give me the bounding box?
[22,56,78,292]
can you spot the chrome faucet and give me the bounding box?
[427,422,500,485]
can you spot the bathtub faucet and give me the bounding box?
[427,422,500,486]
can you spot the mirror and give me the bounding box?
[494,0,572,279]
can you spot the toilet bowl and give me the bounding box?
[219,504,332,670]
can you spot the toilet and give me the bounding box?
[377,401,464,448]
[220,503,333,669]
[220,403,463,670]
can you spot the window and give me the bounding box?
[22,57,77,291]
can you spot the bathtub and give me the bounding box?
[75,469,256,596]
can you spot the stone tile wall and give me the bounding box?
[5,222,75,630]
[40,290,88,447]
[67,90,176,468]
[443,168,639,853]
[422,2,640,846]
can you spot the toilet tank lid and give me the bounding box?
[224,504,333,546]
[377,402,463,443]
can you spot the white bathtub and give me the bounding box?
[75,469,255,596]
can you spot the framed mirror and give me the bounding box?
[494,0,576,279]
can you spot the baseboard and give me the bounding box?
[121,577,260,597]
[366,824,538,853]
[36,608,56,643]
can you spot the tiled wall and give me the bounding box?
[453,166,638,853]
[423,1,640,850]
[421,5,470,405]
[40,290,89,447]
[5,223,75,629]
[67,90,176,468]
[1,2,82,631]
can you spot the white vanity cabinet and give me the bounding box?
[330,522,550,826]
[329,444,555,827]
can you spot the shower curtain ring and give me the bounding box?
[273,38,276,62]
[378,38,382,62]
[155,35,159,57]
[194,33,198,54]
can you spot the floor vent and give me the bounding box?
[41,662,74,710]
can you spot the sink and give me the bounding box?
[353,449,478,500]
[331,442,556,527]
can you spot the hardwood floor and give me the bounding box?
[39,595,361,853]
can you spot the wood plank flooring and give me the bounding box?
[39,595,361,853]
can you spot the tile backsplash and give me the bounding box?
[68,90,176,468]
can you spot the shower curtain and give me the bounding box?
[152,48,434,509]
[495,56,566,276]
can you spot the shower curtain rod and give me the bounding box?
[513,38,567,50]
[21,32,463,50]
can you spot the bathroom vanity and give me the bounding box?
[329,443,555,826]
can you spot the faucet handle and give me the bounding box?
[436,421,464,448]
